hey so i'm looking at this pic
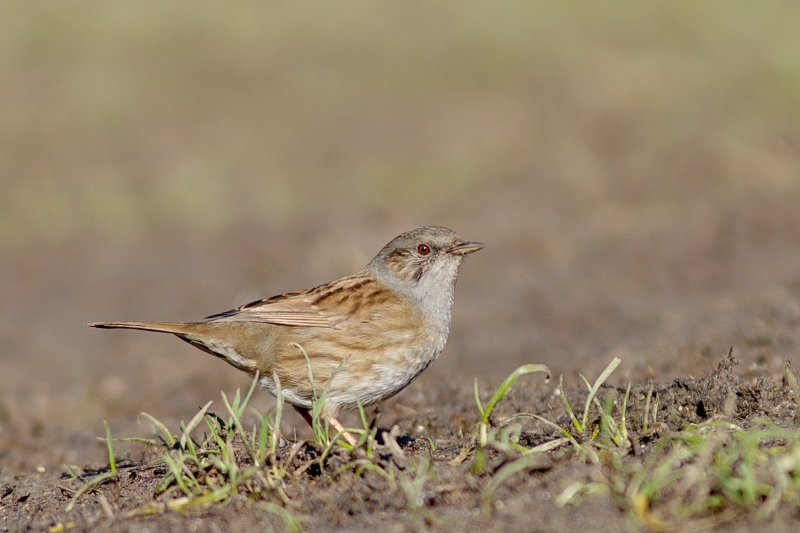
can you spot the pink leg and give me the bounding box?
[329,417,357,446]
[293,406,357,446]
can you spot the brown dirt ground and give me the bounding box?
[3,353,800,533]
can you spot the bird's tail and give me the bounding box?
[87,321,196,334]
[88,320,260,374]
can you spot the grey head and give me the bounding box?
[363,226,483,310]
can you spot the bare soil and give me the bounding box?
[3,352,800,533]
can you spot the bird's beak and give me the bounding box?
[448,240,484,255]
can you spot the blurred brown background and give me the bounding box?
[1,1,799,470]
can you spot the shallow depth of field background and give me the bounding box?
[1,1,799,469]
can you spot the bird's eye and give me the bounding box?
[417,244,431,255]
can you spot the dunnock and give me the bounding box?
[89,226,482,444]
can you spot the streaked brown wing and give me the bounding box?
[204,274,379,329]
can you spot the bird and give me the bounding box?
[89,226,483,445]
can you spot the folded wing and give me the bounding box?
[204,274,380,329]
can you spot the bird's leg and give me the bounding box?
[329,417,358,446]
[293,405,357,446]
[294,406,314,427]
[369,403,382,430]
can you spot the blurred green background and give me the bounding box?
[3,1,799,245]
[1,1,800,470]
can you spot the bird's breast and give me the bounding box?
[264,312,447,410]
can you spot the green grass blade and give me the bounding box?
[620,383,631,443]
[221,390,259,465]
[651,393,660,426]
[293,342,317,400]
[140,412,178,447]
[482,364,550,423]
[261,502,302,533]
[356,398,369,430]
[643,385,653,432]
[558,374,582,433]
[293,342,330,443]
[103,421,117,477]
[311,355,351,445]
[240,371,260,418]
[474,378,485,421]
[581,357,621,431]
[179,400,213,449]
[65,471,117,512]
[784,362,800,426]
[271,372,284,452]
[530,415,579,448]
[231,388,242,421]
[162,454,193,496]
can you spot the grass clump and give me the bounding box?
[473,363,551,448]
[539,355,800,529]
[59,353,800,531]
[471,358,633,513]
[65,421,119,512]
[147,374,294,511]
[544,357,631,453]
[93,369,384,521]
[620,418,800,528]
